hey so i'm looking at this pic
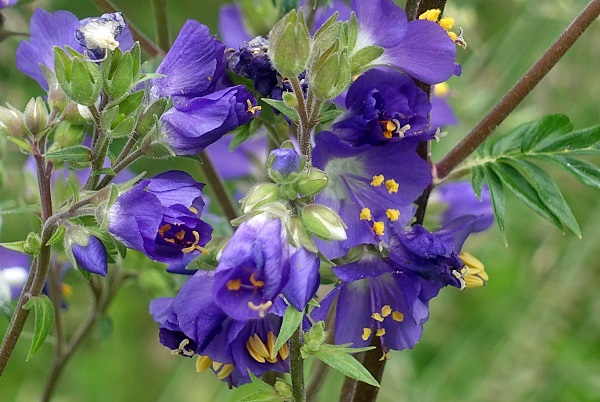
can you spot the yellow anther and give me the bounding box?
[247,99,261,115]
[279,342,290,360]
[419,9,441,21]
[360,207,372,221]
[189,206,199,215]
[207,76,212,81]
[439,17,454,31]
[381,305,392,317]
[250,334,271,358]
[196,355,212,372]
[381,120,397,139]
[158,223,171,237]
[434,82,450,97]
[171,338,194,356]
[226,279,241,291]
[448,31,457,41]
[371,312,384,322]
[246,340,266,363]
[175,230,186,241]
[216,364,234,379]
[378,352,390,361]
[392,311,404,322]
[362,328,372,341]
[371,174,384,187]
[249,272,265,288]
[460,251,488,288]
[61,283,73,298]
[267,331,277,359]
[385,179,399,194]
[372,221,385,236]
[376,328,386,337]
[212,361,223,371]
[386,209,400,222]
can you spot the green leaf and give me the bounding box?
[521,114,571,152]
[488,162,562,234]
[0,240,27,253]
[5,135,34,153]
[506,158,580,237]
[248,370,276,393]
[261,99,299,124]
[471,166,485,199]
[44,145,91,163]
[482,166,506,244]
[239,392,283,402]
[319,109,344,124]
[537,124,600,153]
[109,116,136,138]
[349,45,384,74]
[534,154,600,189]
[67,178,79,203]
[313,346,380,387]
[22,295,55,360]
[273,305,304,352]
[46,225,66,246]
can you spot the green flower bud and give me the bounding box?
[0,104,29,139]
[274,379,293,399]
[268,10,311,77]
[296,167,328,197]
[53,121,85,149]
[23,232,42,255]
[24,97,49,137]
[303,321,327,352]
[241,183,281,213]
[288,215,318,253]
[301,204,347,241]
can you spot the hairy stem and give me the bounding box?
[290,326,306,402]
[0,148,55,376]
[436,0,600,179]
[290,77,311,160]
[92,0,164,58]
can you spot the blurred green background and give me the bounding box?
[1,0,600,401]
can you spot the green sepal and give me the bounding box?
[268,10,311,77]
[46,224,66,246]
[22,295,55,361]
[136,98,168,138]
[347,12,358,52]
[54,47,102,106]
[349,45,384,74]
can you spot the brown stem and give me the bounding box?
[152,0,170,52]
[0,147,55,376]
[436,0,600,180]
[92,0,164,58]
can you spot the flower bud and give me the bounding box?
[0,104,28,139]
[24,97,49,137]
[268,148,301,179]
[301,204,347,241]
[296,167,328,197]
[53,121,85,149]
[23,232,42,255]
[274,379,293,399]
[48,82,70,113]
[241,183,281,214]
[288,215,318,253]
[309,43,352,100]
[268,10,311,77]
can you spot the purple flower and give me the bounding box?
[71,236,108,276]
[205,134,268,179]
[213,214,319,319]
[218,4,253,49]
[151,20,259,155]
[16,9,133,90]
[0,247,29,305]
[430,84,458,130]
[0,0,18,9]
[108,171,212,263]
[311,251,441,354]
[312,131,431,258]
[150,271,290,387]
[349,0,457,84]
[334,69,435,146]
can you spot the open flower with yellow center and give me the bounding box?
[108,171,212,263]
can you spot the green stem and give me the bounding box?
[290,326,305,402]
[96,147,144,189]
[436,0,600,180]
[152,0,170,52]
[290,77,311,160]
[197,150,239,224]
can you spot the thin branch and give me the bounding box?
[152,0,170,52]
[197,150,239,224]
[436,0,600,179]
